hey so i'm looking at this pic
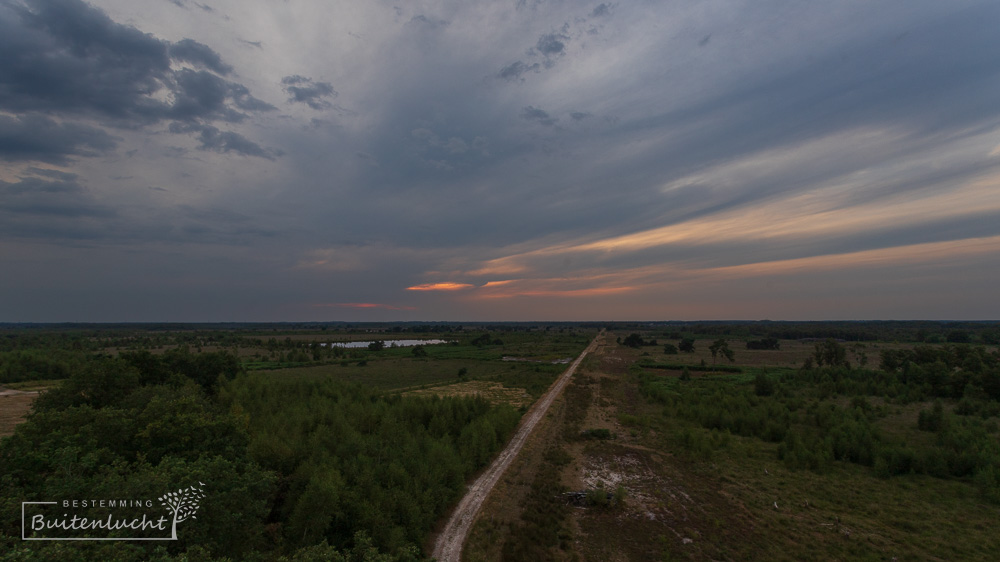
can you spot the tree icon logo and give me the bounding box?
[158,482,206,540]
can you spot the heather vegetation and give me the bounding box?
[638,338,1000,502]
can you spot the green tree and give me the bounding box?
[709,339,735,363]
[622,333,645,348]
[754,371,775,396]
[813,339,848,368]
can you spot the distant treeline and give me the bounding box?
[601,321,1000,344]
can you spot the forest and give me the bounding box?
[0,324,592,560]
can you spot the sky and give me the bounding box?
[1,0,999,322]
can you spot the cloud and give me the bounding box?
[590,4,612,18]
[168,123,279,159]
[0,172,115,226]
[520,106,557,126]
[406,282,475,291]
[1,0,171,121]
[497,60,540,82]
[535,32,568,56]
[281,75,337,110]
[408,14,448,30]
[169,68,270,122]
[0,114,119,164]
[0,0,274,161]
[0,167,289,244]
[3,1,1000,321]
[169,38,232,75]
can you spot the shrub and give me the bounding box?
[754,372,775,396]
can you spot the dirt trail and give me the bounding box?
[0,389,39,397]
[432,331,603,561]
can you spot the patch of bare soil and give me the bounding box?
[0,389,37,437]
[404,380,532,408]
[558,338,757,561]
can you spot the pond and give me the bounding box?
[321,339,450,349]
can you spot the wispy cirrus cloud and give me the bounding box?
[406,282,475,292]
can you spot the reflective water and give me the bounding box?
[321,339,450,348]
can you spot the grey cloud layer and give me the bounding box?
[2,0,999,320]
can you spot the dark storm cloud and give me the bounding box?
[0,0,171,121]
[570,112,591,121]
[281,75,337,110]
[169,38,233,75]
[0,114,118,164]
[169,68,274,122]
[0,0,276,161]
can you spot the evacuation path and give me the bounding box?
[431,331,603,561]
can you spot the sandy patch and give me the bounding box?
[404,380,533,408]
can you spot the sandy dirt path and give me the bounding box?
[431,331,603,561]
